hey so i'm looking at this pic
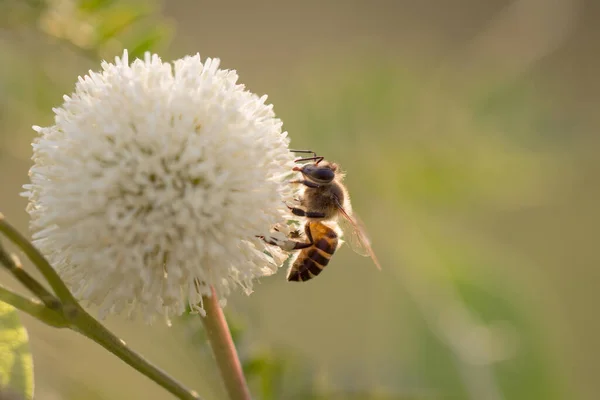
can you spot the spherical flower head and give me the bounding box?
[22,50,297,322]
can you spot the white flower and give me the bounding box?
[22,50,297,322]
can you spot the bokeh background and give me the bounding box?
[0,0,597,399]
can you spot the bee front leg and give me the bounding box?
[290,179,320,189]
[286,205,326,219]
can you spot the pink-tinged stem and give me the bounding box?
[201,287,251,400]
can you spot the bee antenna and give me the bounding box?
[290,149,324,164]
[294,156,324,164]
[290,149,317,157]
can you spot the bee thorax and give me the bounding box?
[302,182,345,220]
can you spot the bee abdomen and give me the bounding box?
[314,238,336,255]
[286,221,339,282]
[287,248,333,282]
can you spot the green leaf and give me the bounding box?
[0,302,33,399]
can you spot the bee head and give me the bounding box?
[293,161,337,184]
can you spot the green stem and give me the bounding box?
[0,214,77,305]
[0,214,203,400]
[201,288,251,400]
[0,242,61,310]
[0,285,68,328]
[71,308,202,400]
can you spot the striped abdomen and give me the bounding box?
[287,221,339,282]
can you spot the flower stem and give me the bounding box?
[0,214,77,305]
[201,287,251,400]
[0,243,61,310]
[0,285,68,328]
[71,308,202,400]
[0,213,204,400]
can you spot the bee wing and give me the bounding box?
[333,196,382,270]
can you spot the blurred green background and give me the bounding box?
[0,0,597,399]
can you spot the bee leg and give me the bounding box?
[257,222,316,252]
[282,224,315,251]
[287,205,326,219]
[304,223,314,242]
[257,235,313,251]
[256,235,279,246]
[289,240,313,250]
[289,229,302,238]
[290,179,320,189]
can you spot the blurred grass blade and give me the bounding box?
[93,5,150,46]
[454,278,566,400]
[78,0,117,12]
[0,302,33,399]
[127,23,173,60]
[243,354,285,400]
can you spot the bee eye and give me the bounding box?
[312,168,335,182]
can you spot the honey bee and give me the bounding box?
[263,150,381,282]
